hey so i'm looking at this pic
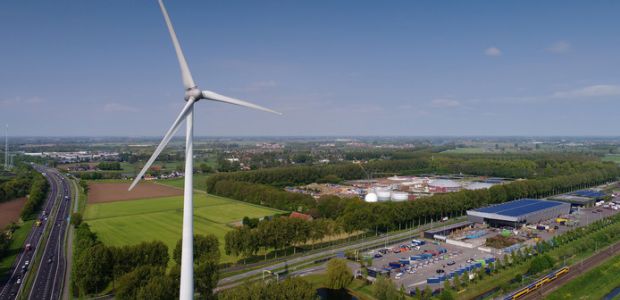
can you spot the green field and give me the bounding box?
[84,194,285,264]
[441,147,487,154]
[157,174,210,192]
[0,220,34,277]
[546,253,620,300]
[602,154,620,164]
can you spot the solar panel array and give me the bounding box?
[474,199,564,217]
[572,190,606,198]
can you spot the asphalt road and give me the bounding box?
[29,168,71,300]
[0,166,60,299]
[0,166,70,300]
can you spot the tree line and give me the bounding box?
[206,154,615,191]
[20,171,49,219]
[72,223,221,299]
[97,162,122,170]
[225,217,342,262]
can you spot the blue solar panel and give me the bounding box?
[573,190,605,198]
[474,199,564,217]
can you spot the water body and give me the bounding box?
[603,286,620,300]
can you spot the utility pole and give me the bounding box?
[4,124,8,170]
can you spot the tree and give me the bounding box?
[174,234,220,265]
[325,258,353,290]
[460,272,468,287]
[528,254,555,274]
[74,243,113,295]
[136,275,177,300]
[439,289,455,300]
[195,256,219,299]
[373,276,399,300]
[116,266,166,300]
[71,212,83,227]
[452,275,461,290]
[423,285,432,300]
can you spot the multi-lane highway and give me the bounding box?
[0,166,71,300]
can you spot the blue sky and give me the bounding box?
[1,1,619,136]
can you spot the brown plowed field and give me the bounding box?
[0,197,26,228]
[88,182,183,203]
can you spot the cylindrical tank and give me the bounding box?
[364,193,378,202]
[376,189,391,201]
[391,191,409,201]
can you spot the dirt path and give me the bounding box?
[520,240,620,300]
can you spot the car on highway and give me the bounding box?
[24,260,29,266]
[16,279,21,285]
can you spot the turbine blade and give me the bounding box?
[129,99,196,191]
[158,0,195,89]
[201,90,282,115]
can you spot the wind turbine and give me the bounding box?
[128,1,281,299]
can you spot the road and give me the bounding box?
[0,166,70,300]
[0,166,60,299]
[216,220,445,290]
[28,168,71,300]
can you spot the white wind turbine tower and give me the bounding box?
[128,1,281,299]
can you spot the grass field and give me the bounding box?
[0,220,34,277]
[157,174,210,192]
[603,154,620,164]
[84,194,285,264]
[546,253,620,300]
[441,147,487,154]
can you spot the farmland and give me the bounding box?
[603,154,620,164]
[157,174,210,192]
[87,181,182,203]
[83,193,286,264]
[0,197,26,228]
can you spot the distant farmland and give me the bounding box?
[83,193,285,264]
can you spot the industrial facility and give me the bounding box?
[467,199,571,227]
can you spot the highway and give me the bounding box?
[28,168,71,300]
[0,166,70,300]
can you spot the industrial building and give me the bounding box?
[467,199,571,227]
[548,190,607,207]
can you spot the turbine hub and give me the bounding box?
[185,86,202,101]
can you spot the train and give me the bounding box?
[504,267,569,300]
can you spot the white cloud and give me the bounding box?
[103,103,139,113]
[430,98,460,108]
[546,41,571,54]
[0,96,45,106]
[551,84,620,99]
[484,47,502,57]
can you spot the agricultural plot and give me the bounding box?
[0,197,26,228]
[157,174,210,192]
[84,193,285,264]
[87,182,182,203]
[602,154,620,164]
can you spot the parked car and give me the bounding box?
[447,261,456,266]
[436,269,445,274]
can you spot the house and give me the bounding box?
[289,212,313,221]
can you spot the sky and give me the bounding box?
[1,1,619,137]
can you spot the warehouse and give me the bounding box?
[467,199,571,227]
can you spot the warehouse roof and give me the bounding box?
[572,190,606,198]
[474,199,564,217]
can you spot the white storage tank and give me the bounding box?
[390,191,409,202]
[364,192,378,203]
[376,189,391,201]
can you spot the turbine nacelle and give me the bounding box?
[184,87,203,101]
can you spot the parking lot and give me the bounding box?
[360,199,620,294]
[364,238,495,291]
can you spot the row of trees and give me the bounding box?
[20,171,49,219]
[0,166,37,203]
[97,162,121,170]
[72,223,221,299]
[206,154,612,191]
[225,217,342,262]
[211,180,315,212]
[218,277,316,300]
